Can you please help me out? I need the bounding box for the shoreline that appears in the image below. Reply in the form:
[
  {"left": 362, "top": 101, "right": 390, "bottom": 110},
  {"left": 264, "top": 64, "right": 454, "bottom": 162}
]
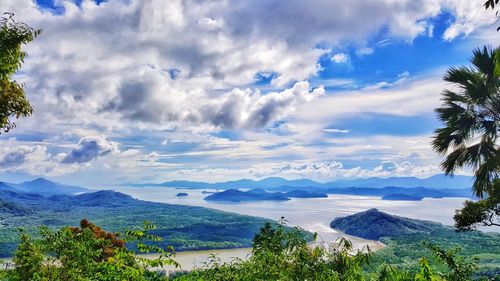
[
  {"left": 0, "top": 232, "right": 386, "bottom": 273},
  {"left": 138, "top": 232, "right": 386, "bottom": 273}
]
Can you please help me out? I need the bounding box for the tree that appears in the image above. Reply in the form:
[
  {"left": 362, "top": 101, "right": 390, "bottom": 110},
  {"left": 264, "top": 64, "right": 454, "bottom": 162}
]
[
  {"left": 432, "top": 46, "right": 500, "bottom": 230},
  {"left": 0, "top": 12, "right": 40, "bottom": 133},
  {"left": 4, "top": 220, "right": 178, "bottom": 281},
  {"left": 483, "top": 0, "right": 500, "bottom": 31}
]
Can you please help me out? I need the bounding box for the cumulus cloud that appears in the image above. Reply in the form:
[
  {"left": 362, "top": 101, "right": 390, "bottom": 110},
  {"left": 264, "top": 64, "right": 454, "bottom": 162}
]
[
  {"left": 0, "top": 0, "right": 492, "bottom": 135},
  {"left": 62, "top": 137, "right": 119, "bottom": 164},
  {"left": 247, "top": 160, "right": 442, "bottom": 181},
  {"left": 101, "top": 79, "right": 323, "bottom": 130},
  {"left": 0, "top": 0, "right": 494, "bottom": 183},
  {"left": 0, "top": 140, "right": 79, "bottom": 176}
]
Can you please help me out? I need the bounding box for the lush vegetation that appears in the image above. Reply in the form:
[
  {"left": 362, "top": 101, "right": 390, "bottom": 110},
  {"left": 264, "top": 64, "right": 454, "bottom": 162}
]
[
  {"left": 331, "top": 209, "right": 500, "bottom": 278},
  {"left": 0, "top": 219, "right": 490, "bottom": 281},
  {"left": 0, "top": 190, "right": 270, "bottom": 257},
  {"left": 0, "top": 13, "right": 40, "bottom": 133},
  {"left": 432, "top": 45, "right": 499, "bottom": 230},
  {"left": 373, "top": 228, "right": 500, "bottom": 279},
  {"left": 330, "top": 209, "right": 442, "bottom": 240}
]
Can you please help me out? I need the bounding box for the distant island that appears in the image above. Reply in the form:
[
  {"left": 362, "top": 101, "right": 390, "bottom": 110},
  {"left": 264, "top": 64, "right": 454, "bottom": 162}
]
[
  {"left": 381, "top": 194, "right": 424, "bottom": 201},
  {"left": 204, "top": 189, "right": 290, "bottom": 202},
  {"left": 176, "top": 192, "right": 189, "bottom": 197},
  {"left": 204, "top": 188, "right": 328, "bottom": 202}
]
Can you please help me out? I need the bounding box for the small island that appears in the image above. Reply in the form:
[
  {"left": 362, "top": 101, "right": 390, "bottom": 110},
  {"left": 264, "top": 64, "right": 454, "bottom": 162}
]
[
  {"left": 176, "top": 192, "right": 189, "bottom": 197},
  {"left": 204, "top": 189, "right": 289, "bottom": 202},
  {"left": 204, "top": 188, "right": 328, "bottom": 202},
  {"left": 381, "top": 194, "right": 423, "bottom": 201},
  {"left": 285, "top": 190, "right": 328, "bottom": 198}
]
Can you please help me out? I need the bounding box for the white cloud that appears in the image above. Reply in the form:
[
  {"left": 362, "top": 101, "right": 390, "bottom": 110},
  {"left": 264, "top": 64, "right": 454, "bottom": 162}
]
[
  {"left": 0, "top": 0, "right": 491, "bottom": 136},
  {"left": 331, "top": 53, "right": 350, "bottom": 64},
  {"left": 323, "top": 128, "right": 349, "bottom": 134},
  {"left": 356, "top": 47, "right": 374, "bottom": 56},
  {"left": 0, "top": 139, "right": 81, "bottom": 176},
  {"left": 0, "top": 0, "right": 494, "bottom": 183}
]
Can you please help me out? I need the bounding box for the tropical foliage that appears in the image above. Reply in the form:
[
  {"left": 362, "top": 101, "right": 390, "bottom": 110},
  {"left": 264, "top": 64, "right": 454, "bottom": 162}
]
[
  {"left": 0, "top": 13, "right": 40, "bottom": 133},
  {"left": 1, "top": 220, "right": 177, "bottom": 281},
  {"left": 0, "top": 220, "right": 486, "bottom": 281},
  {"left": 432, "top": 45, "right": 500, "bottom": 230}
]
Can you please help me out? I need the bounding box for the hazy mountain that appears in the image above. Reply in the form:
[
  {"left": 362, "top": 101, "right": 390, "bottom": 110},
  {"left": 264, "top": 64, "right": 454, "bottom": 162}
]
[
  {"left": 7, "top": 178, "right": 88, "bottom": 195},
  {"left": 330, "top": 208, "right": 441, "bottom": 240},
  {"left": 0, "top": 182, "right": 17, "bottom": 192},
  {"left": 136, "top": 177, "right": 321, "bottom": 189},
  {"left": 324, "top": 174, "right": 472, "bottom": 189},
  {"left": 131, "top": 174, "right": 472, "bottom": 191},
  {"left": 325, "top": 186, "right": 472, "bottom": 198}
]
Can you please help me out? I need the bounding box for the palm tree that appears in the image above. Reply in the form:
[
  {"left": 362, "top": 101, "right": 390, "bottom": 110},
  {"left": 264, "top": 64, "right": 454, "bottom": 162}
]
[{"left": 432, "top": 46, "right": 500, "bottom": 229}]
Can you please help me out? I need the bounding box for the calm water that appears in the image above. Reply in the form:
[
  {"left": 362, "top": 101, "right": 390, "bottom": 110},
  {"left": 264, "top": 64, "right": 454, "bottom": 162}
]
[
  {"left": 115, "top": 186, "right": 468, "bottom": 232},
  {"left": 110, "top": 187, "right": 475, "bottom": 271}
]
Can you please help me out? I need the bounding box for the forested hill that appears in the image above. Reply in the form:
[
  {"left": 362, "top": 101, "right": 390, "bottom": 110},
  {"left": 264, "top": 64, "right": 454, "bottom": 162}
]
[
  {"left": 330, "top": 208, "right": 441, "bottom": 240},
  {"left": 330, "top": 209, "right": 500, "bottom": 278},
  {"left": 0, "top": 189, "right": 270, "bottom": 257}
]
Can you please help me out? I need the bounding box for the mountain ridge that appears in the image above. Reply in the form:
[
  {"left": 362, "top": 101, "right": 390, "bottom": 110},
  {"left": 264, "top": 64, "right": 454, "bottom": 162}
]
[
  {"left": 129, "top": 174, "right": 472, "bottom": 190},
  {"left": 3, "top": 178, "right": 88, "bottom": 195}
]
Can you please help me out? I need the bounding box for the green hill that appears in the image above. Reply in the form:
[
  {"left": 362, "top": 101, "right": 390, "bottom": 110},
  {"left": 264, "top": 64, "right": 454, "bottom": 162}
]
[
  {"left": 0, "top": 189, "right": 271, "bottom": 257},
  {"left": 330, "top": 208, "right": 441, "bottom": 240},
  {"left": 331, "top": 208, "right": 500, "bottom": 278}
]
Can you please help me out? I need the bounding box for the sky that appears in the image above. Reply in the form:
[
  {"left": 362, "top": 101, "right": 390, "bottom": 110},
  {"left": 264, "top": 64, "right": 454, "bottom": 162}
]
[{"left": 0, "top": 0, "right": 499, "bottom": 186}]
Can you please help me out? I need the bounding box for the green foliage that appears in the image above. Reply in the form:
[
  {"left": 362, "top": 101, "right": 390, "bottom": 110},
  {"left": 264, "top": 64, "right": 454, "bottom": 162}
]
[
  {"left": 0, "top": 196, "right": 269, "bottom": 257},
  {"left": 176, "top": 221, "right": 482, "bottom": 281},
  {"left": 2, "top": 220, "right": 175, "bottom": 281},
  {"left": 10, "top": 232, "right": 44, "bottom": 281},
  {"left": 0, "top": 12, "right": 40, "bottom": 133},
  {"left": 432, "top": 45, "right": 500, "bottom": 230},
  {"left": 0, "top": 220, "right": 490, "bottom": 280},
  {"left": 454, "top": 181, "right": 500, "bottom": 230},
  {"left": 371, "top": 227, "right": 500, "bottom": 279}
]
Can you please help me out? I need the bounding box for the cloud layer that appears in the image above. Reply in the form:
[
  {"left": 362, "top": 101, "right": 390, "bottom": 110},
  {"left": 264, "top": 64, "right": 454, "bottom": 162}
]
[{"left": 0, "top": 0, "right": 496, "bottom": 184}]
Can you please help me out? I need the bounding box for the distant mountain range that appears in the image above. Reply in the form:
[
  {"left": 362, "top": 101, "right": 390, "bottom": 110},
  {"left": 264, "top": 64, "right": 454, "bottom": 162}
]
[
  {"left": 324, "top": 186, "right": 472, "bottom": 198},
  {"left": 0, "top": 174, "right": 474, "bottom": 200},
  {"left": 131, "top": 174, "right": 473, "bottom": 193},
  {"left": 0, "top": 178, "right": 88, "bottom": 195},
  {"left": 132, "top": 177, "right": 320, "bottom": 190}
]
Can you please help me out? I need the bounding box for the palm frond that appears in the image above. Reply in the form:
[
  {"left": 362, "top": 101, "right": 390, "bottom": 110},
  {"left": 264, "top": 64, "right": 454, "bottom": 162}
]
[{"left": 470, "top": 46, "right": 494, "bottom": 79}]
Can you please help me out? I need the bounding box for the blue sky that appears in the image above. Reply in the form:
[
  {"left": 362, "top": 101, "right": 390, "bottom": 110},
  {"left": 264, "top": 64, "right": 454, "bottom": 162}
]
[{"left": 0, "top": 0, "right": 498, "bottom": 186}]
